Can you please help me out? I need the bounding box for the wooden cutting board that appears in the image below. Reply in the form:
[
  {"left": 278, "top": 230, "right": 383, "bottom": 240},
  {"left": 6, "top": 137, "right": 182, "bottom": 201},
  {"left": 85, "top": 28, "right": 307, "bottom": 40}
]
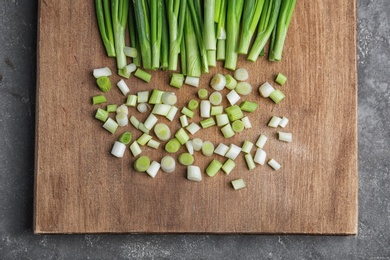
[{"left": 34, "top": 0, "right": 357, "bottom": 234}]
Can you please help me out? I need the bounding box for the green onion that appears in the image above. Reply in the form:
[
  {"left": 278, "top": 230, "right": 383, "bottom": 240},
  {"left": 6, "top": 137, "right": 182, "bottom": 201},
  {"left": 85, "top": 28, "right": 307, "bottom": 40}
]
[
  {"left": 187, "top": 165, "right": 202, "bottom": 182},
  {"left": 111, "top": 0, "right": 129, "bottom": 69},
  {"left": 119, "top": 131, "right": 132, "bottom": 144},
  {"left": 234, "top": 68, "right": 249, "bottom": 81},
  {"left": 102, "top": 118, "right": 118, "bottom": 134},
  {"left": 138, "top": 123, "right": 150, "bottom": 134},
  {"left": 214, "top": 143, "right": 229, "bottom": 156},
  {"left": 178, "top": 152, "right": 195, "bottom": 166},
  {"left": 259, "top": 82, "right": 276, "bottom": 97},
  {"left": 216, "top": 113, "right": 229, "bottom": 126},
  {"left": 240, "top": 101, "right": 258, "bottom": 112},
  {"left": 160, "top": 0, "right": 169, "bottom": 70},
  {"left": 186, "top": 122, "right": 201, "bottom": 135},
  {"left": 200, "top": 100, "right": 211, "bottom": 118},
  {"left": 269, "top": 89, "right": 285, "bottom": 103},
  {"left": 206, "top": 159, "right": 223, "bottom": 177},
  {"left": 116, "top": 104, "right": 128, "bottom": 114},
  {"left": 161, "top": 155, "right": 176, "bottom": 173},
  {"left": 134, "top": 155, "right": 151, "bottom": 172},
  {"left": 95, "top": 0, "right": 115, "bottom": 57},
  {"left": 241, "top": 116, "right": 252, "bottom": 128},
  {"left": 181, "top": 107, "right": 195, "bottom": 118},
  {"left": 146, "top": 161, "right": 161, "bottom": 178},
  {"left": 192, "top": 138, "right": 203, "bottom": 151},
  {"left": 231, "top": 178, "right": 246, "bottom": 190},
  {"left": 235, "top": 82, "right": 252, "bottom": 95},
  {"left": 275, "top": 72, "right": 287, "bottom": 85},
  {"left": 202, "top": 141, "right": 215, "bottom": 156},
  {"left": 154, "top": 123, "right": 171, "bottom": 141},
  {"left": 133, "top": 0, "right": 152, "bottom": 69},
  {"left": 188, "top": 99, "right": 199, "bottom": 111},
  {"left": 115, "top": 112, "right": 129, "bottom": 126},
  {"left": 232, "top": 120, "right": 244, "bottom": 133},
  {"left": 226, "top": 90, "right": 240, "bottom": 105},
  {"left": 225, "top": 144, "right": 242, "bottom": 160},
  {"left": 268, "top": 158, "right": 281, "bottom": 170},
  {"left": 170, "top": 73, "right": 185, "bottom": 88},
  {"left": 118, "top": 63, "right": 136, "bottom": 79},
  {"left": 184, "top": 8, "right": 202, "bottom": 77},
  {"left": 180, "top": 115, "right": 189, "bottom": 127},
  {"left": 254, "top": 148, "right": 266, "bottom": 165},
  {"left": 126, "top": 95, "right": 137, "bottom": 107},
  {"left": 185, "top": 140, "right": 194, "bottom": 154},
  {"left": 210, "top": 106, "right": 224, "bottom": 116},
  {"left": 137, "top": 103, "right": 150, "bottom": 113},
  {"left": 185, "top": 76, "right": 200, "bottom": 87},
  {"left": 198, "top": 89, "right": 209, "bottom": 100},
  {"left": 278, "top": 131, "right": 292, "bottom": 142},
  {"left": 162, "top": 92, "right": 177, "bottom": 105},
  {"left": 96, "top": 76, "right": 111, "bottom": 92},
  {"left": 200, "top": 118, "right": 216, "bottom": 128},
  {"left": 130, "top": 115, "right": 140, "bottom": 129},
  {"left": 268, "top": 116, "right": 282, "bottom": 128},
  {"left": 106, "top": 104, "right": 117, "bottom": 113},
  {"left": 180, "top": 38, "right": 187, "bottom": 75},
  {"left": 225, "top": 105, "right": 244, "bottom": 121},
  {"left": 111, "top": 141, "right": 126, "bottom": 158},
  {"left": 137, "top": 91, "right": 149, "bottom": 103},
  {"left": 144, "top": 114, "right": 158, "bottom": 130},
  {"left": 279, "top": 116, "right": 289, "bottom": 128},
  {"left": 207, "top": 50, "right": 217, "bottom": 67},
  {"left": 93, "top": 67, "right": 112, "bottom": 78},
  {"left": 92, "top": 95, "right": 107, "bottom": 105},
  {"left": 147, "top": 139, "right": 161, "bottom": 149},
  {"left": 134, "top": 68, "right": 152, "bottom": 82},
  {"left": 224, "top": 74, "right": 237, "bottom": 90},
  {"left": 241, "top": 140, "right": 254, "bottom": 154},
  {"left": 129, "top": 141, "right": 142, "bottom": 156},
  {"left": 128, "top": 1, "right": 141, "bottom": 66},
  {"left": 137, "top": 133, "right": 153, "bottom": 146},
  {"left": 222, "top": 159, "right": 236, "bottom": 174},
  {"left": 175, "top": 128, "right": 190, "bottom": 144},
  {"left": 165, "top": 138, "right": 181, "bottom": 153},
  {"left": 210, "top": 73, "right": 226, "bottom": 91},
  {"left": 95, "top": 108, "right": 108, "bottom": 122},
  {"left": 166, "top": 106, "right": 179, "bottom": 121},
  {"left": 244, "top": 153, "right": 256, "bottom": 170},
  {"left": 151, "top": 0, "right": 163, "bottom": 70},
  {"left": 204, "top": 0, "right": 217, "bottom": 50},
  {"left": 256, "top": 134, "right": 268, "bottom": 148},
  {"left": 217, "top": 39, "right": 226, "bottom": 61},
  {"left": 124, "top": 46, "right": 138, "bottom": 57},
  {"left": 225, "top": 0, "right": 244, "bottom": 70},
  {"left": 117, "top": 79, "right": 130, "bottom": 95},
  {"left": 149, "top": 89, "right": 164, "bottom": 104},
  {"left": 209, "top": 92, "right": 223, "bottom": 105},
  {"left": 152, "top": 104, "right": 172, "bottom": 116}
]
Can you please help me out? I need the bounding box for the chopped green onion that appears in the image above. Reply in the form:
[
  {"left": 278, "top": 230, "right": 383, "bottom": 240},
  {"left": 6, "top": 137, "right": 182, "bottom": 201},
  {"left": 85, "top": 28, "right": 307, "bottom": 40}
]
[
  {"left": 102, "top": 118, "right": 118, "bottom": 134},
  {"left": 188, "top": 100, "right": 199, "bottom": 111},
  {"left": 152, "top": 104, "right": 172, "bottom": 116},
  {"left": 106, "top": 104, "right": 117, "bottom": 113},
  {"left": 268, "top": 158, "right": 281, "bottom": 170},
  {"left": 134, "top": 68, "right": 152, "bottom": 82},
  {"left": 137, "top": 91, "right": 150, "bottom": 103},
  {"left": 225, "top": 74, "right": 237, "bottom": 90},
  {"left": 259, "top": 82, "right": 276, "bottom": 98},
  {"left": 187, "top": 165, "right": 202, "bottom": 182},
  {"left": 178, "top": 152, "right": 195, "bottom": 166},
  {"left": 240, "top": 101, "right": 258, "bottom": 112},
  {"left": 95, "top": 108, "right": 108, "bottom": 122},
  {"left": 221, "top": 124, "right": 235, "bottom": 138},
  {"left": 202, "top": 141, "right": 215, "bottom": 156},
  {"left": 232, "top": 120, "right": 244, "bottom": 133},
  {"left": 116, "top": 112, "right": 129, "bottom": 126},
  {"left": 211, "top": 106, "right": 224, "bottom": 116},
  {"left": 118, "top": 63, "right": 137, "bottom": 79},
  {"left": 111, "top": 141, "right": 126, "bottom": 158},
  {"left": 279, "top": 116, "right": 289, "bottom": 128},
  {"left": 210, "top": 73, "right": 226, "bottom": 91},
  {"left": 166, "top": 105, "right": 179, "bottom": 121},
  {"left": 96, "top": 76, "right": 111, "bottom": 92},
  {"left": 116, "top": 104, "right": 128, "bottom": 115},
  {"left": 231, "top": 179, "right": 246, "bottom": 190},
  {"left": 185, "top": 140, "right": 194, "bottom": 154},
  {"left": 124, "top": 46, "right": 138, "bottom": 57},
  {"left": 149, "top": 89, "right": 165, "bottom": 104},
  {"left": 137, "top": 133, "right": 153, "bottom": 146},
  {"left": 117, "top": 79, "right": 130, "bottom": 96},
  {"left": 180, "top": 115, "right": 189, "bottom": 127},
  {"left": 137, "top": 102, "right": 150, "bottom": 113},
  {"left": 192, "top": 138, "right": 203, "bottom": 151},
  {"left": 93, "top": 67, "right": 112, "bottom": 78},
  {"left": 278, "top": 132, "right": 292, "bottom": 143},
  {"left": 200, "top": 100, "right": 211, "bottom": 118},
  {"left": 175, "top": 128, "right": 190, "bottom": 145},
  {"left": 200, "top": 118, "right": 216, "bottom": 128},
  {"left": 206, "top": 159, "right": 223, "bottom": 177},
  {"left": 144, "top": 114, "right": 158, "bottom": 130},
  {"left": 268, "top": 116, "right": 282, "bottom": 128},
  {"left": 225, "top": 105, "right": 244, "bottom": 121},
  {"left": 254, "top": 148, "right": 266, "bottom": 165},
  {"left": 154, "top": 123, "right": 171, "bottom": 141},
  {"left": 269, "top": 89, "right": 285, "bottom": 103},
  {"left": 146, "top": 161, "right": 161, "bottom": 178},
  {"left": 275, "top": 72, "right": 287, "bottom": 85},
  {"left": 214, "top": 143, "right": 229, "bottom": 156},
  {"left": 165, "top": 138, "right": 181, "bottom": 153},
  {"left": 226, "top": 90, "right": 240, "bottom": 105},
  {"left": 181, "top": 107, "right": 195, "bottom": 119},
  {"left": 209, "top": 92, "right": 223, "bottom": 106},
  {"left": 130, "top": 141, "right": 142, "bottom": 157},
  {"left": 198, "top": 89, "right": 209, "bottom": 100},
  {"left": 162, "top": 92, "right": 177, "bottom": 105},
  {"left": 235, "top": 82, "right": 252, "bottom": 95},
  {"left": 184, "top": 76, "right": 200, "bottom": 88},
  {"left": 92, "top": 95, "right": 107, "bottom": 105},
  {"left": 186, "top": 122, "right": 201, "bottom": 135},
  {"left": 138, "top": 123, "right": 150, "bottom": 134},
  {"left": 119, "top": 131, "right": 132, "bottom": 144},
  {"left": 234, "top": 68, "right": 249, "bottom": 81},
  {"left": 245, "top": 153, "right": 256, "bottom": 170},
  {"left": 126, "top": 95, "right": 137, "bottom": 107},
  {"left": 241, "top": 116, "right": 252, "bottom": 128},
  {"left": 170, "top": 73, "right": 185, "bottom": 88},
  {"left": 161, "top": 155, "right": 176, "bottom": 173},
  {"left": 222, "top": 159, "right": 236, "bottom": 174},
  {"left": 256, "top": 134, "right": 268, "bottom": 148},
  {"left": 216, "top": 114, "right": 229, "bottom": 126},
  {"left": 134, "top": 155, "right": 151, "bottom": 172},
  {"left": 225, "top": 144, "right": 242, "bottom": 160},
  {"left": 130, "top": 116, "right": 140, "bottom": 129},
  {"left": 241, "top": 141, "right": 254, "bottom": 154}
]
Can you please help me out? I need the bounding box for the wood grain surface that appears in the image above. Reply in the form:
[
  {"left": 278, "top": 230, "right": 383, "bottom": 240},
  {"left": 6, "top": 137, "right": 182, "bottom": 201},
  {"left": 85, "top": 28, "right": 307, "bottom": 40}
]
[{"left": 34, "top": 0, "right": 357, "bottom": 234}]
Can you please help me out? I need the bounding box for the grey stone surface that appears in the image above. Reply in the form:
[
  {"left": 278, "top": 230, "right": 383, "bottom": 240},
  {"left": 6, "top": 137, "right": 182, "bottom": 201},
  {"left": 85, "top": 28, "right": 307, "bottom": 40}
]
[{"left": 0, "top": 0, "right": 389, "bottom": 259}]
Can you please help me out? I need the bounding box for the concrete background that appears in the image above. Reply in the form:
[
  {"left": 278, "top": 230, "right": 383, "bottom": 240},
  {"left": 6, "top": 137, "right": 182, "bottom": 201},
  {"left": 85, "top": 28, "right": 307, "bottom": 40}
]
[{"left": 1, "top": 0, "right": 389, "bottom": 259}]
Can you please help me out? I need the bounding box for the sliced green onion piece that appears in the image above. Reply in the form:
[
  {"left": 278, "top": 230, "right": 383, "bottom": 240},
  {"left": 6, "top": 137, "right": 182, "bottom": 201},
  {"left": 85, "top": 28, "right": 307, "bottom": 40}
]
[
  {"left": 178, "top": 153, "right": 195, "bottom": 166},
  {"left": 111, "top": 141, "right": 126, "bottom": 158},
  {"left": 137, "top": 91, "right": 149, "bottom": 103},
  {"left": 275, "top": 73, "right": 287, "bottom": 85},
  {"left": 270, "top": 89, "right": 285, "bottom": 104},
  {"left": 180, "top": 115, "right": 189, "bottom": 127},
  {"left": 102, "top": 118, "right": 118, "bottom": 134},
  {"left": 116, "top": 104, "right": 129, "bottom": 115},
  {"left": 119, "top": 132, "right": 132, "bottom": 144},
  {"left": 226, "top": 90, "right": 240, "bottom": 105},
  {"left": 216, "top": 114, "right": 229, "bottom": 126},
  {"left": 161, "top": 155, "right": 176, "bottom": 173},
  {"left": 202, "top": 141, "right": 215, "bottom": 156},
  {"left": 200, "top": 100, "right": 211, "bottom": 118},
  {"left": 93, "top": 67, "right": 112, "bottom": 78},
  {"left": 130, "top": 141, "right": 142, "bottom": 157},
  {"left": 134, "top": 155, "right": 151, "bottom": 172},
  {"left": 92, "top": 95, "right": 107, "bottom": 105},
  {"left": 209, "top": 92, "right": 223, "bottom": 105},
  {"left": 268, "top": 116, "right": 282, "bottom": 128},
  {"left": 126, "top": 95, "right": 137, "bottom": 107},
  {"left": 107, "top": 104, "right": 117, "bottom": 113},
  {"left": 162, "top": 92, "right": 177, "bottom": 105},
  {"left": 124, "top": 46, "right": 138, "bottom": 57},
  {"left": 181, "top": 107, "right": 195, "bottom": 119},
  {"left": 254, "top": 148, "right": 266, "bottom": 165},
  {"left": 95, "top": 108, "right": 108, "bottom": 122},
  {"left": 185, "top": 76, "right": 200, "bottom": 87},
  {"left": 137, "top": 103, "right": 150, "bottom": 113},
  {"left": 130, "top": 115, "right": 140, "bottom": 129},
  {"left": 146, "top": 161, "right": 160, "bottom": 178},
  {"left": 234, "top": 68, "right": 249, "bottom": 81},
  {"left": 241, "top": 116, "right": 252, "bottom": 128},
  {"left": 245, "top": 153, "right": 256, "bottom": 170},
  {"left": 200, "top": 118, "right": 216, "bottom": 128},
  {"left": 221, "top": 124, "right": 234, "bottom": 138},
  {"left": 222, "top": 159, "right": 236, "bottom": 175},
  {"left": 232, "top": 120, "right": 244, "bottom": 133},
  {"left": 165, "top": 138, "right": 181, "bottom": 153},
  {"left": 96, "top": 76, "right": 111, "bottom": 92},
  {"left": 192, "top": 138, "right": 203, "bottom": 151},
  {"left": 198, "top": 89, "right": 209, "bottom": 100},
  {"left": 225, "top": 74, "right": 237, "bottom": 90},
  {"left": 152, "top": 104, "right": 172, "bottom": 116},
  {"left": 175, "top": 128, "right": 190, "bottom": 145},
  {"left": 138, "top": 123, "right": 150, "bottom": 134},
  {"left": 278, "top": 132, "right": 292, "bottom": 143},
  {"left": 188, "top": 100, "right": 199, "bottom": 111},
  {"left": 118, "top": 63, "right": 137, "bottom": 79},
  {"left": 225, "top": 105, "right": 244, "bottom": 121},
  {"left": 147, "top": 139, "right": 160, "bottom": 149},
  {"left": 185, "top": 141, "right": 194, "bottom": 155},
  {"left": 206, "top": 159, "right": 223, "bottom": 177},
  {"left": 149, "top": 89, "right": 165, "bottom": 104},
  {"left": 210, "top": 73, "right": 226, "bottom": 91},
  {"left": 116, "top": 112, "right": 129, "bottom": 126},
  {"left": 259, "top": 82, "right": 275, "bottom": 98},
  {"left": 268, "top": 159, "right": 281, "bottom": 170},
  {"left": 154, "top": 123, "right": 171, "bottom": 141},
  {"left": 235, "top": 82, "right": 252, "bottom": 95},
  {"left": 279, "top": 117, "right": 289, "bottom": 128},
  {"left": 225, "top": 144, "right": 242, "bottom": 160},
  {"left": 186, "top": 122, "right": 201, "bottom": 135},
  {"left": 256, "top": 134, "right": 268, "bottom": 148},
  {"left": 231, "top": 179, "right": 246, "bottom": 190},
  {"left": 214, "top": 143, "right": 229, "bottom": 156},
  {"left": 187, "top": 165, "right": 202, "bottom": 182},
  {"left": 134, "top": 68, "right": 152, "bottom": 83},
  {"left": 137, "top": 133, "right": 153, "bottom": 146},
  {"left": 144, "top": 114, "right": 158, "bottom": 130},
  {"left": 211, "top": 106, "right": 223, "bottom": 116},
  {"left": 117, "top": 79, "right": 130, "bottom": 95},
  {"left": 241, "top": 141, "right": 253, "bottom": 154},
  {"left": 170, "top": 73, "right": 185, "bottom": 88},
  {"left": 240, "top": 101, "right": 258, "bottom": 112},
  {"left": 166, "top": 106, "right": 178, "bottom": 121}
]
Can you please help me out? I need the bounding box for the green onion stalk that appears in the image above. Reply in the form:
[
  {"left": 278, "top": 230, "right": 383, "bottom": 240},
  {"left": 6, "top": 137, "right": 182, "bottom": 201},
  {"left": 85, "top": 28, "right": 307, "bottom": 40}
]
[
  {"left": 128, "top": 0, "right": 141, "bottom": 66},
  {"left": 204, "top": 0, "right": 216, "bottom": 50},
  {"left": 160, "top": 0, "right": 169, "bottom": 70},
  {"left": 151, "top": 0, "right": 163, "bottom": 70},
  {"left": 216, "top": 0, "right": 227, "bottom": 60},
  {"left": 95, "top": 0, "right": 115, "bottom": 57},
  {"left": 184, "top": 8, "right": 202, "bottom": 77},
  {"left": 112, "top": 0, "right": 129, "bottom": 69},
  {"left": 133, "top": 0, "right": 152, "bottom": 70}
]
